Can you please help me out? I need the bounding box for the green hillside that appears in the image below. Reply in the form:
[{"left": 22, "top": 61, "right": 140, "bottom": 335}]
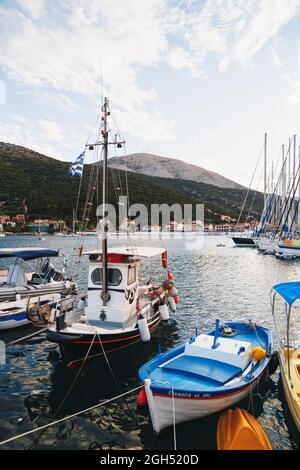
[{"left": 0, "top": 142, "right": 263, "bottom": 228}]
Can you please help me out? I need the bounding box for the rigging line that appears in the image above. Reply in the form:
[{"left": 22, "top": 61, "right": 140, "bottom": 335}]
[
  {"left": 246, "top": 165, "right": 264, "bottom": 220},
  {"left": 25, "top": 332, "right": 98, "bottom": 450},
  {"left": 260, "top": 141, "right": 291, "bottom": 236},
  {"left": 235, "top": 143, "right": 264, "bottom": 229},
  {"left": 274, "top": 141, "right": 298, "bottom": 236},
  {"left": 0, "top": 385, "right": 143, "bottom": 447},
  {"left": 279, "top": 165, "right": 300, "bottom": 237},
  {"left": 94, "top": 330, "right": 140, "bottom": 426}
]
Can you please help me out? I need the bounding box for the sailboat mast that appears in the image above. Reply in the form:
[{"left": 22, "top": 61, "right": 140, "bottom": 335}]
[
  {"left": 102, "top": 97, "right": 109, "bottom": 306},
  {"left": 264, "top": 132, "right": 267, "bottom": 207}
]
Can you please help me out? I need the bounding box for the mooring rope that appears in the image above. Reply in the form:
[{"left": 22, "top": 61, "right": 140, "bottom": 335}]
[{"left": 0, "top": 385, "right": 143, "bottom": 447}]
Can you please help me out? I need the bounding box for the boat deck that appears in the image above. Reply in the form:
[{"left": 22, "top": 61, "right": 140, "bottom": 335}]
[{"left": 141, "top": 324, "right": 270, "bottom": 394}]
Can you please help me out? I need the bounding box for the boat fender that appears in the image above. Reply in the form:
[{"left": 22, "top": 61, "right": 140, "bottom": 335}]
[
  {"left": 161, "top": 251, "right": 168, "bottom": 268},
  {"left": 162, "top": 279, "right": 173, "bottom": 290},
  {"left": 251, "top": 346, "right": 266, "bottom": 361},
  {"left": 169, "top": 286, "right": 178, "bottom": 297},
  {"left": 168, "top": 295, "right": 176, "bottom": 312},
  {"left": 167, "top": 271, "right": 173, "bottom": 281},
  {"left": 159, "top": 303, "right": 169, "bottom": 321},
  {"left": 136, "top": 387, "right": 148, "bottom": 406},
  {"left": 137, "top": 313, "right": 151, "bottom": 342},
  {"left": 174, "top": 295, "right": 179, "bottom": 304}
]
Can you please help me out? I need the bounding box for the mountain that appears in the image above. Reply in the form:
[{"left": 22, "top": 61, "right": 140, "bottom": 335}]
[
  {"left": 0, "top": 142, "right": 263, "bottom": 227},
  {"left": 108, "top": 153, "right": 243, "bottom": 189}
]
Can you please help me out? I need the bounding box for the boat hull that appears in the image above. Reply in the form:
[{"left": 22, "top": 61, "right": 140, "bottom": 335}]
[
  {"left": 275, "top": 244, "right": 300, "bottom": 259},
  {"left": 232, "top": 237, "right": 257, "bottom": 247},
  {"left": 0, "top": 300, "right": 58, "bottom": 330},
  {"left": 279, "top": 349, "right": 300, "bottom": 433},
  {"left": 47, "top": 313, "right": 162, "bottom": 367},
  {"left": 144, "top": 369, "right": 268, "bottom": 434}
]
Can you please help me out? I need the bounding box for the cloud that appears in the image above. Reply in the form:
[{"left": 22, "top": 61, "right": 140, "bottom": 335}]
[
  {"left": 0, "top": 0, "right": 300, "bottom": 156},
  {"left": 166, "top": 0, "right": 300, "bottom": 73},
  {"left": 0, "top": 119, "right": 57, "bottom": 157},
  {"left": 0, "top": 0, "right": 172, "bottom": 143},
  {"left": 16, "top": 0, "right": 45, "bottom": 21},
  {"left": 38, "top": 120, "right": 64, "bottom": 142}
]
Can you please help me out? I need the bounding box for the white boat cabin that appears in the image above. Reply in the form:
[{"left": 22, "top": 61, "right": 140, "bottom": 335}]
[{"left": 84, "top": 246, "right": 167, "bottom": 329}]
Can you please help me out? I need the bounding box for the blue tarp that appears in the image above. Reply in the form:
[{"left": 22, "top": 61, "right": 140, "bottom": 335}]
[
  {"left": 272, "top": 281, "right": 300, "bottom": 306},
  {"left": 0, "top": 248, "right": 59, "bottom": 260}
]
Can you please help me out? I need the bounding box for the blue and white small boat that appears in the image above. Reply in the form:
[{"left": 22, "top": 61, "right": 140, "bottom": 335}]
[
  {"left": 138, "top": 320, "right": 272, "bottom": 433},
  {"left": 0, "top": 248, "right": 77, "bottom": 330}
]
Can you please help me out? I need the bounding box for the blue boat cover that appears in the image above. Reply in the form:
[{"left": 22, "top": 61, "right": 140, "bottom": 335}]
[
  {"left": 163, "top": 355, "right": 242, "bottom": 385},
  {"left": 0, "top": 248, "right": 59, "bottom": 260},
  {"left": 272, "top": 281, "right": 300, "bottom": 306}
]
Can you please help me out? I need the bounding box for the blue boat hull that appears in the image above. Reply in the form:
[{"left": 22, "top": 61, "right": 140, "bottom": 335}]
[{"left": 139, "top": 322, "right": 272, "bottom": 433}]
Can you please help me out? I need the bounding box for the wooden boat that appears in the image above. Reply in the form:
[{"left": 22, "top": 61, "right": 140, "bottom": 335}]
[
  {"left": 139, "top": 320, "right": 272, "bottom": 433},
  {"left": 217, "top": 408, "right": 272, "bottom": 450},
  {"left": 47, "top": 98, "right": 178, "bottom": 367},
  {"left": 271, "top": 282, "right": 300, "bottom": 433}
]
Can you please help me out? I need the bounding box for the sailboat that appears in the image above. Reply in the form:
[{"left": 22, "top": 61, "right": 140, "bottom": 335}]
[
  {"left": 232, "top": 133, "right": 268, "bottom": 248},
  {"left": 47, "top": 97, "right": 178, "bottom": 367}
]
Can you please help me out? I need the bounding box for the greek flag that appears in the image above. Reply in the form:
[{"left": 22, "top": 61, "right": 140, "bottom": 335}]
[{"left": 68, "top": 151, "right": 85, "bottom": 177}]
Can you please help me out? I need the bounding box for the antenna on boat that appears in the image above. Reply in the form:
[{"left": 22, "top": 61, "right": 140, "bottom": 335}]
[{"left": 85, "top": 97, "right": 125, "bottom": 306}]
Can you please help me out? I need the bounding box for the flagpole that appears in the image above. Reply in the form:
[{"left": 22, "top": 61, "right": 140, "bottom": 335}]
[{"left": 74, "top": 172, "right": 83, "bottom": 233}]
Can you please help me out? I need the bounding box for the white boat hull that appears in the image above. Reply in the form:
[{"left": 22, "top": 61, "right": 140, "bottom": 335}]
[
  {"left": 144, "top": 379, "right": 254, "bottom": 434},
  {"left": 275, "top": 245, "right": 300, "bottom": 259}
]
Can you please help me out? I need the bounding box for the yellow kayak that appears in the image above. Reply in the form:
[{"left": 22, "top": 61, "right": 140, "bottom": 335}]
[
  {"left": 279, "top": 348, "right": 300, "bottom": 433},
  {"left": 217, "top": 408, "right": 272, "bottom": 450}
]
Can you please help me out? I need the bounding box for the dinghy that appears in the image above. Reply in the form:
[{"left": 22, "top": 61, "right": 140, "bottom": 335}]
[
  {"left": 139, "top": 320, "right": 272, "bottom": 433},
  {"left": 217, "top": 408, "right": 272, "bottom": 450},
  {"left": 0, "top": 248, "right": 77, "bottom": 330},
  {"left": 0, "top": 248, "right": 76, "bottom": 302},
  {"left": 271, "top": 282, "right": 300, "bottom": 434}
]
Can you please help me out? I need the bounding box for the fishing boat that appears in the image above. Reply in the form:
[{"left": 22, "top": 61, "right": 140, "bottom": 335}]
[
  {"left": 0, "top": 248, "right": 76, "bottom": 302},
  {"left": 47, "top": 97, "right": 178, "bottom": 367},
  {"left": 47, "top": 246, "right": 176, "bottom": 366},
  {"left": 217, "top": 408, "right": 272, "bottom": 450},
  {"left": 138, "top": 320, "right": 272, "bottom": 433},
  {"left": 271, "top": 282, "right": 300, "bottom": 433}
]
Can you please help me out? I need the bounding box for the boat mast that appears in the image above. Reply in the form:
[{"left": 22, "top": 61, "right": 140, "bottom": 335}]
[
  {"left": 102, "top": 97, "right": 109, "bottom": 305},
  {"left": 85, "top": 97, "right": 125, "bottom": 306},
  {"left": 264, "top": 132, "right": 267, "bottom": 207}
]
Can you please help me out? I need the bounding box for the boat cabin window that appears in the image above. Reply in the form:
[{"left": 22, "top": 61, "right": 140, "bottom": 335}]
[
  {"left": 128, "top": 265, "right": 136, "bottom": 285},
  {"left": 91, "top": 268, "right": 122, "bottom": 286}
]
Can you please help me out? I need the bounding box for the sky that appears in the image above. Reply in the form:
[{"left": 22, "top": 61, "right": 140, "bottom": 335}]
[{"left": 1, "top": 0, "right": 300, "bottom": 187}]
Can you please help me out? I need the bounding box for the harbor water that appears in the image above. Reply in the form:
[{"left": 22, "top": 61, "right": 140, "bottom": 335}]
[{"left": 0, "top": 234, "right": 299, "bottom": 450}]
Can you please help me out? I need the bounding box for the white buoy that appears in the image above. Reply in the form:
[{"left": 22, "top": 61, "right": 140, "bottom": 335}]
[
  {"left": 159, "top": 304, "right": 169, "bottom": 321},
  {"left": 168, "top": 296, "right": 176, "bottom": 312},
  {"left": 169, "top": 286, "right": 178, "bottom": 297},
  {"left": 137, "top": 313, "right": 151, "bottom": 342}
]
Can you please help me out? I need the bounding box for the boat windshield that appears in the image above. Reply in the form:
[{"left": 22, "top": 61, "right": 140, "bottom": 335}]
[{"left": 91, "top": 268, "right": 122, "bottom": 286}]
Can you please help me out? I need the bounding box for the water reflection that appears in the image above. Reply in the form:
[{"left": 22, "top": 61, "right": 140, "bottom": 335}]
[{"left": 0, "top": 235, "right": 300, "bottom": 449}]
